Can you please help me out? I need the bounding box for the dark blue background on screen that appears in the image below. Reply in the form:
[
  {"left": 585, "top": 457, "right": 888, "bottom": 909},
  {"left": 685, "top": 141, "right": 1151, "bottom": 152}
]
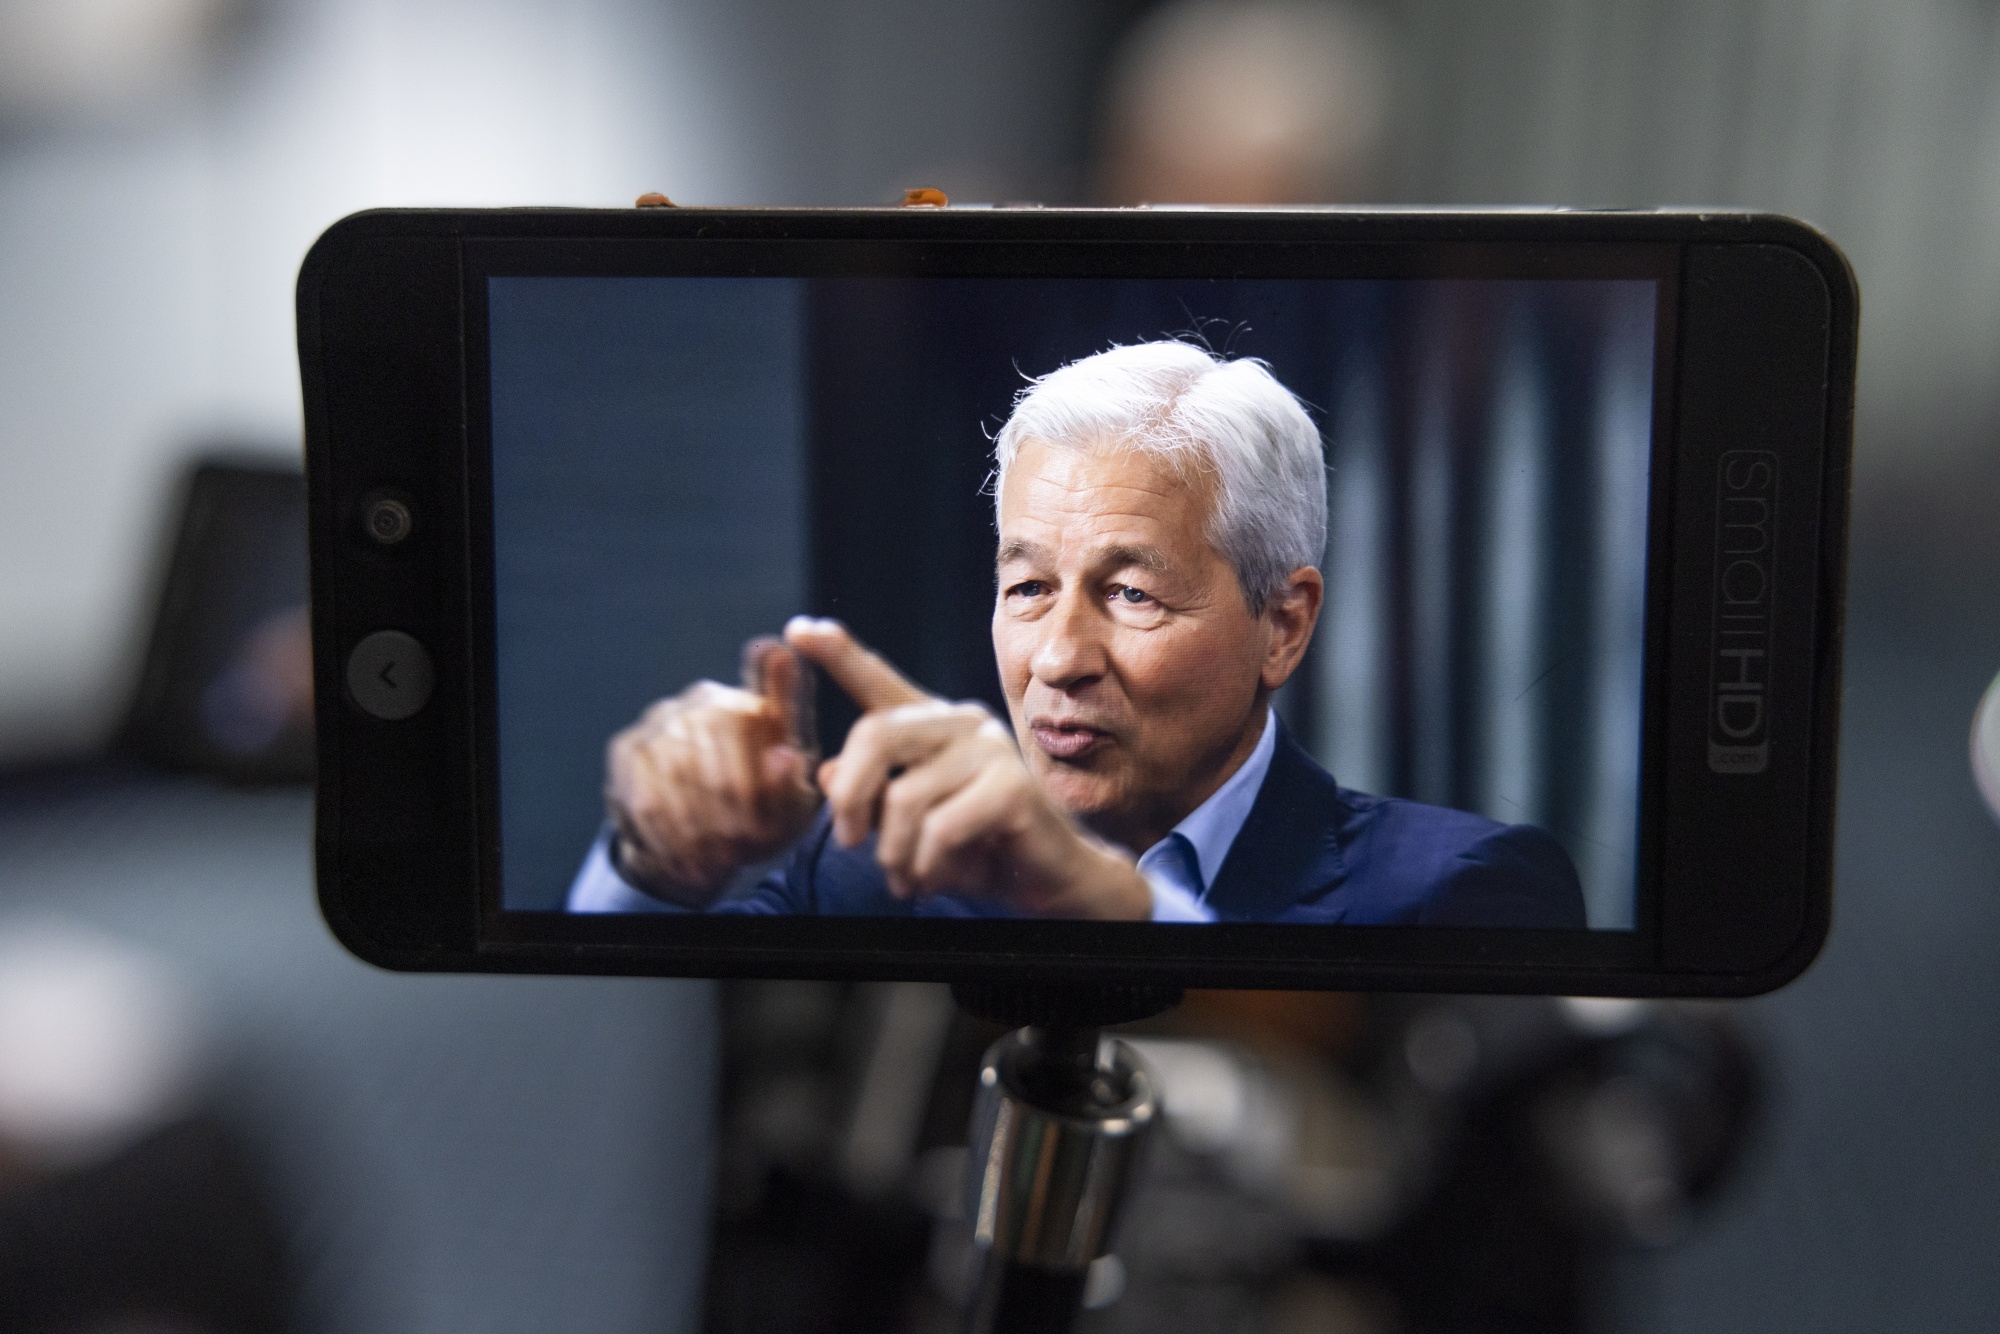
[{"left": 489, "top": 277, "right": 807, "bottom": 908}]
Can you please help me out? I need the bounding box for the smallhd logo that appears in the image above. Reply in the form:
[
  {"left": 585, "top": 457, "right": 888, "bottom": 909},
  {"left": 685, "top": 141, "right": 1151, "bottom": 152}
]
[{"left": 1709, "top": 451, "right": 1776, "bottom": 774}]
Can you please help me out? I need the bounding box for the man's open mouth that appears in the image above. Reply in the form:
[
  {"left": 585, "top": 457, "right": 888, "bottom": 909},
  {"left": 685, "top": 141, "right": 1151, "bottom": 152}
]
[{"left": 1031, "top": 721, "right": 1113, "bottom": 761}]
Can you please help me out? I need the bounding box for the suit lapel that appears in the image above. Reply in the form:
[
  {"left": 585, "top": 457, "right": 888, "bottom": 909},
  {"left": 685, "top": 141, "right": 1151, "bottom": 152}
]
[{"left": 1203, "top": 726, "right": 1350, "bottom": 922}]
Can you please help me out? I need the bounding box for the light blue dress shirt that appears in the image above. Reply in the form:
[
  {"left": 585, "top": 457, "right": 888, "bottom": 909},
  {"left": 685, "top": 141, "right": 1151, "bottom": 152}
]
[
  {"left": 569, "top": 708, "right": 1278, "bottom": 922},
  {"left": 1132, "top": 707, "right": 1275, "bottom": 923}
]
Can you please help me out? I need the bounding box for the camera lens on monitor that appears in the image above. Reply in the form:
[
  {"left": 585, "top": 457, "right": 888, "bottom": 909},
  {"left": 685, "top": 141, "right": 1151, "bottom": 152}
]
[{"left": 363, "top": 493, "right": 414, "bottom": 546}]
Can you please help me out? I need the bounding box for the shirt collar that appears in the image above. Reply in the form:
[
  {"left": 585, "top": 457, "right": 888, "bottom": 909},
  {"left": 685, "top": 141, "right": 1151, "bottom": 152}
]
[{"left": 1151, "top": 708, "right": 1277, "bottom": 899}]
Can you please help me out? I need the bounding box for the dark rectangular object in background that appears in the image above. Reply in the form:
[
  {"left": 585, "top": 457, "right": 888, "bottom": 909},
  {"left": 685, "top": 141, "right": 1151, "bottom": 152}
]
[{"left": 127, "top": 460, "right": 314, "bottom": 785}]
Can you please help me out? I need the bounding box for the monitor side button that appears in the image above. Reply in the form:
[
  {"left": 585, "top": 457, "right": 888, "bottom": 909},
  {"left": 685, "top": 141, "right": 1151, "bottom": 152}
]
[{"left": 346, "top": 630, "right": 434, "bottom": 721}]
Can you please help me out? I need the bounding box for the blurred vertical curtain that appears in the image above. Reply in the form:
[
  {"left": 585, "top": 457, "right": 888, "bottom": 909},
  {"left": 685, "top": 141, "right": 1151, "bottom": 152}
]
[{"left": 1310, "top": 280, "right": 1656, "bottom": 928}]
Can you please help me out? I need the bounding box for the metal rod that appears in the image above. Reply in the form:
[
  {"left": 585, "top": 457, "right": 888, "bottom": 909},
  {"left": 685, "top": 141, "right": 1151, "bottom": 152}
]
[{"left": 960, "top": 1025, "right": 1159, "bottom": 1334}]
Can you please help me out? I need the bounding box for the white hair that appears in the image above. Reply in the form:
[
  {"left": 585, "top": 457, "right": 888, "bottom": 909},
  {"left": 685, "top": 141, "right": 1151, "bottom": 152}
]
[{"left": 992, "top": 341, "right": 1327, "bottom": 613}]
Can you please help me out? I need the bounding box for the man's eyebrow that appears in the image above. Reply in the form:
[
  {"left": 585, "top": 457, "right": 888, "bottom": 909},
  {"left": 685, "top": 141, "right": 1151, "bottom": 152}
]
[
  {"left": 996, "top": 540, "right": 1173, "bottom": 573},
  {"left": 1100, "top": 543, "right": 1171, "bottom": 573},
  {"left": 996, "top": 539, "right": 1053, "bottom": 567}
]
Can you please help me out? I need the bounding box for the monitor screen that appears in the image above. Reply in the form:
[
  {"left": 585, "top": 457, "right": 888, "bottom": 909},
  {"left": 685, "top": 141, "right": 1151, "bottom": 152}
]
[{"left": 484, "top": 274, "right": 1659, "bottom": 931}]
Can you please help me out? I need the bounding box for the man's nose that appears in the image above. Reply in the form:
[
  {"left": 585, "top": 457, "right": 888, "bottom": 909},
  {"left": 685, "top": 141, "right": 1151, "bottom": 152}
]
[{"left": 1031, "top": 589, "right": 1110, "bottom": 690}]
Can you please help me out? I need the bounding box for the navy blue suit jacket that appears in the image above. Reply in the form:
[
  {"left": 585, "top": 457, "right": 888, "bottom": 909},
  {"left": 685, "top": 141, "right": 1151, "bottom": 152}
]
[{"left": 710, "top": 724, "right": 1586, "bottom": 927}]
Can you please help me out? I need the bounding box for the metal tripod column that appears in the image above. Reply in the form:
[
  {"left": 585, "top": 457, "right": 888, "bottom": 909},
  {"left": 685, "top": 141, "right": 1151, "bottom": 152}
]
[{"left": 961, "top": 1025, "right": 1159, "bottom": 1334}]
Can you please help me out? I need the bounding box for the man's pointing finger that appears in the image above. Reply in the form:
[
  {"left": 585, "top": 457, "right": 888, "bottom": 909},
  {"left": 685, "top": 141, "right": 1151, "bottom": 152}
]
[
  {"left": 784, "top": 617, "right": 930, "bottom": 713},
  {"left": 741, "top": 636, "right": 808, "bottom": 747}
]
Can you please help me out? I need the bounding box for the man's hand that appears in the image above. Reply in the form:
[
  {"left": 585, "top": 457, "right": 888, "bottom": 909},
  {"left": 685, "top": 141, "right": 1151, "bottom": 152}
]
[
  {"left": 788, "top": 618, "right": 1151, "bottom": 921},
  {"left": 605, "top": 636, "right": 820, "bottom": 906}
]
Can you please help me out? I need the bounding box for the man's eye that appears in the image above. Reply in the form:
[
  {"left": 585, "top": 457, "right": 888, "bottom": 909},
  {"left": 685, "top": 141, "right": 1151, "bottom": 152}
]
[
  {"left": 1111, "top": 585, "right": 1151, "bottom": 605},
  {"left": 1008, "top": 580, "right": 1047, "bottom": 598}
]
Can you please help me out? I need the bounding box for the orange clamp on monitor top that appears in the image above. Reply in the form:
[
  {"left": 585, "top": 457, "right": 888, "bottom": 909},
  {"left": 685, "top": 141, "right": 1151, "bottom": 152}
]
[
  {"left": 901, "top": 187, "right": 948, "bottom": 208},
  {"left": 634, "top": 192, "right": 675, "bottom": 207}
]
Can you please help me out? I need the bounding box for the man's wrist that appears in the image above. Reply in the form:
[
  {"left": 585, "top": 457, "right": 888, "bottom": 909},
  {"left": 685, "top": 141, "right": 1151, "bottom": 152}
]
[{"left": 609, "top": 828, "right": 728, "bottom": 909}]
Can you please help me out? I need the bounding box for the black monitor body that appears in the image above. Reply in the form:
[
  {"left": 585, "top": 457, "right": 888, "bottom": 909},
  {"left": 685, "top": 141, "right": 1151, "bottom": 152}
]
[{"left": 298, "top": 206, "right": 1854, "bottom": 998}]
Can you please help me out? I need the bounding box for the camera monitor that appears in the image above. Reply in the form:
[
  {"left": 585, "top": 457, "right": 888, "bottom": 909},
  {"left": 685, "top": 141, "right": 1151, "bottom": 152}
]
[{"left": 299, "top": 207, "right": 1854, "bottom": 996}]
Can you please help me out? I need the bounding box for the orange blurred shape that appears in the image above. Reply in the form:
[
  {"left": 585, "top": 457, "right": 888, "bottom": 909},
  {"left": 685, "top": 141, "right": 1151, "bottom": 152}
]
[{"left": 1177, "top": 989, "right": 1363, "bottom": 1057}]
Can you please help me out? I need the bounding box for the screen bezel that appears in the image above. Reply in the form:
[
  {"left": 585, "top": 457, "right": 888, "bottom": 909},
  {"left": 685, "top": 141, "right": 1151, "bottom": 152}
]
[{"left": 299, "top": 207, "right": 1852, "bottom": 996}]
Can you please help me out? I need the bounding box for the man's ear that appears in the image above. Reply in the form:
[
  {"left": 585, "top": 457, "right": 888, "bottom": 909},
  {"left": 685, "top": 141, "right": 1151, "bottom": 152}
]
[{"left": 1259, "top": 566, "right": 1324, "bottom": 692}]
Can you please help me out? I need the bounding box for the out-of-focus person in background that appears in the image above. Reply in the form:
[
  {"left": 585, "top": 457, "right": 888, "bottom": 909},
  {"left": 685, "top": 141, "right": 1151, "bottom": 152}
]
[{"left": 1098, "top": 0, "right": 1389, "bottom": 205}]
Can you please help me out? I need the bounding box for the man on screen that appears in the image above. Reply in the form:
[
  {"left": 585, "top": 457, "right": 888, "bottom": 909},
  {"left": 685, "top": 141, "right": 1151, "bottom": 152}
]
[{"left": 569, "top": 341, "right": 1585, "bottom": 925}]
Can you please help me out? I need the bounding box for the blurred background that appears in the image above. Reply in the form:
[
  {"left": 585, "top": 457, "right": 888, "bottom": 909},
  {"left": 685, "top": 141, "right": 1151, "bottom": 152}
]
[{"left": 2, "top": 0, "right": 1998, "bottom": 1330}]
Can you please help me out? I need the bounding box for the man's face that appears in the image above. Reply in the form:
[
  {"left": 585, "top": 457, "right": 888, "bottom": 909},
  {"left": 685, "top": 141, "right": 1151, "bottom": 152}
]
[{"left": 992, "top": 437, "right": 1275, "bottom": 848}]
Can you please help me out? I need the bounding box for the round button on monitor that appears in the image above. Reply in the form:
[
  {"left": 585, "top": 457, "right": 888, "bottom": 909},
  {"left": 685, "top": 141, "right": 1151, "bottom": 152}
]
[{"left": 346, "top": 630, "right": 435, "bottom": 720}]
